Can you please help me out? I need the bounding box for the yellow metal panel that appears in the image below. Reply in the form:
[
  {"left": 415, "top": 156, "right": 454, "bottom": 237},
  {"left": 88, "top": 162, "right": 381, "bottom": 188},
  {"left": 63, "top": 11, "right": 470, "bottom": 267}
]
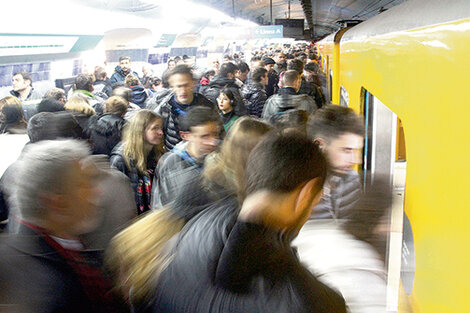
[{"left": 339, "top": 18, "right": 470, "bottom": 312}]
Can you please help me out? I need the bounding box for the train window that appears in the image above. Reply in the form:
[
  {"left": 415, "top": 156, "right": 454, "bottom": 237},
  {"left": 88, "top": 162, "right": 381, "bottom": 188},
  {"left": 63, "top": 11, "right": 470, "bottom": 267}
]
[
  {"left": 328, "top": 68, "right": 333, "bottom": 103},
  {"left": 362, "top": 88, "right": 413, "bottom": 312}
]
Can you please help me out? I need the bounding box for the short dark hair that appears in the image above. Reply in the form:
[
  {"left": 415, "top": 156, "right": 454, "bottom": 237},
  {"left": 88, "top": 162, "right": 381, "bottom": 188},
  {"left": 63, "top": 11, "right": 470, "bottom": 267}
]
[
  {"left": 180, "top": 106, "right": 221, "bottom": 132},
  {"left": 44, "top": 88, "right": 66, "bottom": 101},
  {"left": 252, "top": 67, "right": 268, "bottom": 83},
  {"left": 245, "top": 132, "right": 327, "bottom": 195},
  {"left": 13, "top": 72, "right": 33, "bottom": 87},
  {"left": 219, "top": 62, "right": 238, "bottom": 78},
  {"left": 37, "top": 98, "right": 65, "bottom": 113},
  {"left": 307, "top": 105, "right": 364, "bottom": 142},
  {"left": 204, "top": 70, "right": 215, "bottom": 78},
  {"left": 74, "top": 74, "right": 94, "bottom": 91},
  {"left": 167, "top": 64, "right": 194, "bottom": 81},
  {"left": 94, "top": 67, "right": 107, "bottom": 81},
  {"left": 27, "top": 112, "right": 83, "bottom": 143},
  {"left": 304, "top": 62, "right": 319, "bottom": 73},
  {"left": 112, "top": 87, "right": 132, "bottom": 103},
  {"left": 119, "top": 56, "right": 131, "bottom": 63},
  {"left": 282, "top": 70, "right": 300, "bottom": 87},
  {"left": 274, "top": 110, "right": 309, "bottom": 134},
  {"left": 236, "top": 61, "right": 249, "bottom": 73},
  {"left": 287, "top": 59, "right": 304, "bottom": 75}
]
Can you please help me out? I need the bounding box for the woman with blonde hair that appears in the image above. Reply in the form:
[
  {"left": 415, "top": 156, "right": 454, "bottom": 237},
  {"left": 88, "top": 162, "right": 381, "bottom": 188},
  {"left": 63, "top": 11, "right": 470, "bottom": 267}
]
[
  {"left": 64, "top": 93, "right": 96, "bottom": 116},
  {"left": 110, "top": 109, "right": 165, "bottom": 214},
  {"left": 171, "top": 116, "right": 272, "bottom": 220}
]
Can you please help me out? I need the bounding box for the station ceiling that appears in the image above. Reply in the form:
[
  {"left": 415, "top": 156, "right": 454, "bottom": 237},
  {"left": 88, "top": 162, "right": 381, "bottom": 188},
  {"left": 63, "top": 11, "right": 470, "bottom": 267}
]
[{"left": 75, "top": 0, "right": 407, "bottom": 40}]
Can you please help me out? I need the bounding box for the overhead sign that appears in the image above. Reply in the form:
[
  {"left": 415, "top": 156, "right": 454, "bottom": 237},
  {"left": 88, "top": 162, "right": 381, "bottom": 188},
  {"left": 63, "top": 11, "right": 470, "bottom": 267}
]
[{"left": 253, "top": 26, "right": 283, "bottom": 39}]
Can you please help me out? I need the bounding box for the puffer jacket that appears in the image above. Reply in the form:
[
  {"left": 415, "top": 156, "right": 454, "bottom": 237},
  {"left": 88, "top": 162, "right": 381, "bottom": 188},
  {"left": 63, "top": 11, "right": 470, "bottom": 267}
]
[
  {"left": 241, "top": 81, "right": 267, "bottom": 117},
  {"left": 310, "top": 170, "right": 362, "bottom": 220},
  {"left": 153, "top": 93, "right": 216, "bottom": 150},
  {"left": 88, "top": 113, "right": 125, "bottom": 156},
  {"left": 202, "top": 76, "right": 247, "bottom": 116},
  {"left": 262, "top": 87, "right": 318, "bottom": 123},
  {"left": 110, "top": 66, "right": 140, "bottom": 84},
  {"left": 151, "top": 197, "right": 347, "bottom": 313}
]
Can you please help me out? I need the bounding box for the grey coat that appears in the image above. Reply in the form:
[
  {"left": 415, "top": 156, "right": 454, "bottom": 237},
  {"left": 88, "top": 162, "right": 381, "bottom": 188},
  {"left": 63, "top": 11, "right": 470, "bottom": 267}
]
[{"left": 262, "top": 87, "right": 317, "bottom": 123}]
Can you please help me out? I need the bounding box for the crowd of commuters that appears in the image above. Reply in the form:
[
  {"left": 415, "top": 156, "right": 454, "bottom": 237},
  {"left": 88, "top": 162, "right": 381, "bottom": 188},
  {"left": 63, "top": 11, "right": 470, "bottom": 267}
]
[{"left": 0, "top": 43, "right": 392, "bottom": 313}]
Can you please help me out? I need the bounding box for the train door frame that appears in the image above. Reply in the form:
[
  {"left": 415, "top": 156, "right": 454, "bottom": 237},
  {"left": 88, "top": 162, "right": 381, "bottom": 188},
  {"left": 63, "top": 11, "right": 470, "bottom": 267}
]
[{"left": 362, "top": 88, "right": 410, "bottom": 312}]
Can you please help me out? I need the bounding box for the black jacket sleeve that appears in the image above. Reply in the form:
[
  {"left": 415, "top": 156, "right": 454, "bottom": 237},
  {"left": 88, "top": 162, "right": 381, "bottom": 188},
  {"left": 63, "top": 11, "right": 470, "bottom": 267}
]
[{"left": 215, "top": 221, "right": 347, "bottom": 313}]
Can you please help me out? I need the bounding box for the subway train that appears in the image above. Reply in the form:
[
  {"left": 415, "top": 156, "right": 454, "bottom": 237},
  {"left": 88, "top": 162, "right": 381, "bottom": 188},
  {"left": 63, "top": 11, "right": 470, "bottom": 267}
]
[
  {"left": 1, "top": 0, "right": 469, "bottom": 312},
  {"left": 316, "top": 0, "right": 470, "bottom": 312}
]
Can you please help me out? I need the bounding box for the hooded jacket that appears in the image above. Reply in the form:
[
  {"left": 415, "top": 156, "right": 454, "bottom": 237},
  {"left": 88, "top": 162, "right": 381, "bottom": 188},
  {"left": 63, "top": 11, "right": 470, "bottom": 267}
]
[
  {"left": 262, "top": 87, "right": 318, "bottom": 123},
  {"left": 151, "top": 197, "right": 347, "bottom": 313},
  {"left": 241, "top": 81, "right": 267, "bottom": 117},
  {"left": 130, "top": 85, "right": 150, "bottom": 108},
  {"left": 89, "top": 113, "right": 125, "bottom": 156},
  {"left": 110, "top": 66, "right": 140, "bottom": 84}
]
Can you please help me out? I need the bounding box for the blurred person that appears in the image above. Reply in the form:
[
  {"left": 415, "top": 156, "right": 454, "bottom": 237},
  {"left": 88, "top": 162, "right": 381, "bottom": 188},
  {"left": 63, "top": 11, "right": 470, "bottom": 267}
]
[
  {"left": 110, "top": 110, "right": 165, "bottom": 214},
  {"left": 273, "top": 109, "right": 309, "bottom": 134},
  {"left": 93, "top": 66, "right": 112, "bottom": 98},
  {"left": 64, "top": 93, "right": 96, "bottom": 138},
  {"left": 146, "top": 76, "right": 163, "bottom": 93},
  {"left": 295, "top": 178, "right": 392, "bottom": 313},
  {"left": 88, "top": 96, "right": 128, "bottom": 156},
  {"left": 241, "top": 67, "right": 268, "bottom": 117},
  {"left": 153, "top": 65, "right": 216, "bottom": 150},
  {"left": 198, "top": 69, "right": 215, "bottom": 95},
  {"left": 208, "top": 58, "right": 220, "bottom": 75},
  {"left": 44, "top": 87, "right": 67, "bottom": 104},
  {"left": 303, "top": 62, "right": 326, "bottom": 108},
  {"left": 0, "top": 140, "right": 126, "bottom": 312},
  {"left": 262, "top": 57, "right": 278, "bottom": 97},
  {"left": 0, "top": 96, "right": 27, "bottom": 134},
  {"left": 110, "top": 56, "right": 140, "bottom": 84},
  {"left": 0, "top": 96, "right": 29, "bottom": 179},
  {"left": 125, "top": 74, "right": 150, "bottom": 109},
  {"left": 112, "top": 86, "right": 142, "bottom": 120},
  {"left": 262, "top": 70, "right": 317, "bottom": 123},
  {"left": 141, "top": 63, "right": 153, "bottom": 87},
  {"left": 250, "top": 55, "right": 263, "bottom": 71},
  {"left": 273, "top": 50, "right": 287, "bottom": 73},
  {"left": 36, "top": 98, "right": 65, "bottom": 113},
  {"left": 73, "top": 73, "right": 105, "bottom": 114},
  {"left": 170, "top": 117, "right": 271, "bottom": 221},
  {"left": 151, "top": 106, "right": 220, "bottom": 208},
  {"left": 10, "top": 72, "right": 42, "bottom": 102},
  {"left": 150, "top": 132, "right": 346, "bottom": 313},
  {"left": 217, "top": 87, "right": 240, "bottom": 131},
  {"left": 307, "top": 105, "right": 364, "bottom": 219}
]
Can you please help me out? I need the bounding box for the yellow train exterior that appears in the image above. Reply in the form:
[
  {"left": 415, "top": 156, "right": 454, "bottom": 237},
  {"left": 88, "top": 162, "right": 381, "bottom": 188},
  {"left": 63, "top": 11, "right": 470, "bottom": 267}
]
[{"left": 317, "top": 1, "right": 470, "bottom": 311}]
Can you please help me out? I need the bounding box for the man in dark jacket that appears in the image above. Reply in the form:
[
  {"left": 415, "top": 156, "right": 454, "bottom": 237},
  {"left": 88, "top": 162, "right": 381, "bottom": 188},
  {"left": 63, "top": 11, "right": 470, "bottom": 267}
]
[
  {"left": 110, "top": 56, "right": 140, "bottom": 84},
  {"left": 93, "top": 66, "right": 112, "bottom": 98},
  {"left": 151, "top": 106, "right": 221, "bottom": 208},
  {"left": 262, "top": 57, "right": 279, "bottom": 97},
  {"left": 154, "top": 65, "right": 217, "bottom": 150},
  {"left": 241, "top": 67, "right": 268, "bottom": 117},
  {"left": 0, "top": 140, "right": 125, "bottom": 312},
  {"left": 307, "top": 105, "right": 364, "bottom": 219},
  {"left": 203, "top": 62, "right": 247, "bottom": 115},
  {"left": 262, "top": 70, "right": 318, "bottom": 123},
  {"left": 152, "top": 132, "right": 346, "bottom": 313}
]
